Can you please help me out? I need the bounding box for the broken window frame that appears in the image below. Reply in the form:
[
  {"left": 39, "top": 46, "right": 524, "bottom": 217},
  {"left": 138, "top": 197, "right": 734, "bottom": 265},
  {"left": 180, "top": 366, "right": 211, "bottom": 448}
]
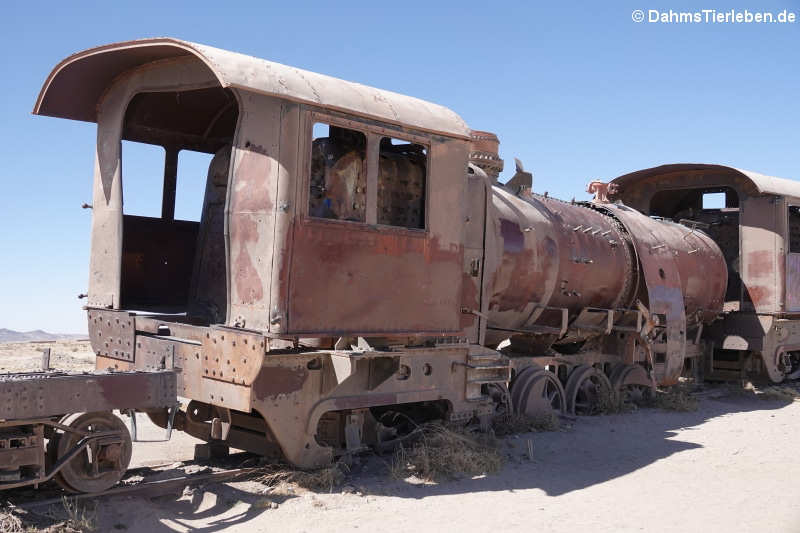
[{"left": 305, "top": 111, "right": 430, "bottom": 232}]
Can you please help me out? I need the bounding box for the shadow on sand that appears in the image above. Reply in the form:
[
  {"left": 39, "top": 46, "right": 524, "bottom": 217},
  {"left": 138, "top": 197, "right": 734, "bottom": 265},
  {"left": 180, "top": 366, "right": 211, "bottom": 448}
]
[{"left": 8, "top": 386, "right": 797, "bottom": 531}]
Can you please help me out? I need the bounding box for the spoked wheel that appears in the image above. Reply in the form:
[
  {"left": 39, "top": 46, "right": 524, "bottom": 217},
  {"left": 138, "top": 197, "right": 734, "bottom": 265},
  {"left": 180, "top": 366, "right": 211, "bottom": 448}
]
[
  {"left": 52, "top": 412, "right": 132, "bottom": 493},
  {"left": 610, "top": 364, "right": 654, "bottom": 406},
  {"left": 510, "top": 366, "right": 566, "bottom": 417},
  {"left": 565, "top": 365, "right": 614, "bottom": 416}
]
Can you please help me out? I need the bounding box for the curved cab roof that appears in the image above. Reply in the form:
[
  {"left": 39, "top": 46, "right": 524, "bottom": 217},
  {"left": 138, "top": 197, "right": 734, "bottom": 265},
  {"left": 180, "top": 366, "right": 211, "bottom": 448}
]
[
  {"left": 612, "top": 163, "right": 800, "bottom": 199},
  {"left": 34, "top": 38, "right": 470, "bottom": 139}
]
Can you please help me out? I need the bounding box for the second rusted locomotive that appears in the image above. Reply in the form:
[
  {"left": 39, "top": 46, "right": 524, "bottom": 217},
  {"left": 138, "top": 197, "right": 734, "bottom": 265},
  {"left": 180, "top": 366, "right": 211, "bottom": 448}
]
[{"left": 2, "top": 38, "right": 797, "bottom": 493}]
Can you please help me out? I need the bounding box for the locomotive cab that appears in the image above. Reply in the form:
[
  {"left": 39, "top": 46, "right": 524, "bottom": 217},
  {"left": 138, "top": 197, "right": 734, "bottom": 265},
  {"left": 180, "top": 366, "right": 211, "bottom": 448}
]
[
  {"left": 612, "top": 164, "right": 800, "bottom": 382},
  {"left": 34, "top": 39, "right": 505, "bottom": 469},
  {"left": 34, "top": 39, "right": 478, "bottom": 340}
]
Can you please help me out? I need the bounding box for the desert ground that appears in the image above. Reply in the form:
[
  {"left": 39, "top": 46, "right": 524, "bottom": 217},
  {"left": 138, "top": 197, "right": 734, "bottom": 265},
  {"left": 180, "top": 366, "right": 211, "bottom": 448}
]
[{"left": 2, "top": 340, "right": 799, "bottom": 533}]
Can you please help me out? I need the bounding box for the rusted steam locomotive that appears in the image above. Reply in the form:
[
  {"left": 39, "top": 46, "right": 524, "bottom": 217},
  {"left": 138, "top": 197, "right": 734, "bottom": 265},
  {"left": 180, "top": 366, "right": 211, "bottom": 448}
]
[{"left": 2, "top": 38, "right": 798, "bottom": 493}]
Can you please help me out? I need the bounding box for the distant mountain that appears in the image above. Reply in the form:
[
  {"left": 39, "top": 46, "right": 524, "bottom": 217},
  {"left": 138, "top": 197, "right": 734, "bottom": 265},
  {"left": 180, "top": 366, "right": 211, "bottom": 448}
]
[{"left": 0, "top": 329, "right": 87, "bottom": 343}]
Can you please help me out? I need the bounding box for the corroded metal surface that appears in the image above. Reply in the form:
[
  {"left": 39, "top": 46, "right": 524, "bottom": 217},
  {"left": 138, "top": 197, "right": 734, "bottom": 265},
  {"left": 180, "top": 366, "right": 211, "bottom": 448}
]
[
  {"left": 0, "top": 371, "right": 177, "bottom": 420},
  {"left": 33, "top": 38, "right": 470, "bottom": 139},
  {"left": 611, "top": 163, "right": 800, "bottom": 383},
  {"left": 22, "top": 39, "right": 800, "bottom": 490},
  {"left": 87, "top": 309, "right": 135, "bottom": 362},
  {"left": 787, "top": 254, "right": 800, "bottom": 311},
  {"left": 613, "top": 163, "right": 800, "bottom": 200}
]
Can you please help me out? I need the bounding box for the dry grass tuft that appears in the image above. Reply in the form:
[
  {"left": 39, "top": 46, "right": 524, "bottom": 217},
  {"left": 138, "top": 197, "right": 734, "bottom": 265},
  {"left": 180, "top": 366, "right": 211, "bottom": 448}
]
[
  {"left": 0, "top": 509, "right": 25, "bottom": 533},
  {"left": 596, "top": 385, "right": 624, "bottom": 414},
  {"left": 0, "top": 497, "right": 98, "bottom": 533},
  {"left": 53, "top": 496, "right": 97, "bottom": 532},
  {"left": 749, "top": 383, "right": 800, "bottom": 403},
  {"left": 390, "top": 423, "right": 503, "bottom": 482},
  {"left": 255, "top": 461, "right": 347, "bottom": 493},
  {"left": 648, "top": 387, "right": 699, "bottom": 412},
  {"left": 492, "top": 412, "right": 560, "bottom": 436}
]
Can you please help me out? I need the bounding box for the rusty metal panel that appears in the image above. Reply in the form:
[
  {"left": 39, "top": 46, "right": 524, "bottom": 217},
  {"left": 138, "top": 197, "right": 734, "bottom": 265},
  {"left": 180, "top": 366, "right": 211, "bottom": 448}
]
[
  {"left": 485, "top": 188, "right": 634, "bottom": 335},
  {"left": 268, "top": 101, "right": 301, "bottom": 334},
  {"left": 461, "top": 172, "right": 488, "bottom": 341},
  {"left": 200, "top": 327, "right": 266, "bottom": 386},
  {"left": 287, "top": 221, "right": 463, "bottom": 334},
  {"left": 483, "top": 187, "right": 556, "bottom": 334},
  {"left": 87, "top": 309, "right": 136, "bottom": 362},
  {"left": 34, "top": 39, "right": 470, "bottom": 140},
  {"left": 134, "top": 335, "right": 176, "bottom": 371},
  {"left": 286, "top": 127, "right": 468, "bottom": 335},
  {"left": 612, "top": 164, "right": 800, "bottom": 201},
  {"left": 0, "top": 371, "right": 176, "bottom": 421},
  {"left": 786, "top": 254, "right": 800, "bottom": 311},
  {"left": 741, "top": 195, "right": 779, "bottom": 313},
  {"left": 602, "top": 205, "right": 689, "bottom": 384},
  {"left": 227, "top": 94, "right": 282, "bottom": 330}
]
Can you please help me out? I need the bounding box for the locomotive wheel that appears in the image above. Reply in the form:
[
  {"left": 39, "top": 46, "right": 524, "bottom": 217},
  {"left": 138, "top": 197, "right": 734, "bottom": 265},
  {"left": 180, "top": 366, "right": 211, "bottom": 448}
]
[
  {"left": 611, "top": 364, "right": 654, "bottom": 406},
  {"left": 511, "top": 368, "right": 566, "bottom": 417},
  {"left": 509, "top": 366, "right": 541, "bottom": 409},
  {"left": 45, "top": 415, "right": 79, "bottom": 492},
  {"left": 565, "top": 365, "right": 614, "bottom": 416},
  {"left": 54, "top": 412, "right": 132, "bottom": 493}
]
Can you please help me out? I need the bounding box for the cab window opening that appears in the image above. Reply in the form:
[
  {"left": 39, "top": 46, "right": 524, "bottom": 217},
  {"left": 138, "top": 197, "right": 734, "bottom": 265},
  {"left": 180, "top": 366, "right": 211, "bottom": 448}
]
[
  {"left": 789, "top": 205, "right": 800, "bottom": 254},
  {"left": 308, "top": 122, "right": 429, "bottom": 230},
  {"left": 309, "top": 122, "right": 367, "bottom": 222},
  {"left": 378, "top": 137, "right": 427, "bottom": 229},
  {"left": 118, "top": 87, "right": 238, "bottom": 318},
  {"left": 121, "top": 141, "right": 165, "bottom": 218}
]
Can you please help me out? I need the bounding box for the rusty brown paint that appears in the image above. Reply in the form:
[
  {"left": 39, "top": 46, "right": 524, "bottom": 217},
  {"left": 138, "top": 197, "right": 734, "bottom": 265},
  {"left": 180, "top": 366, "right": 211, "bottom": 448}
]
[
  {"left": 747, "top": 250, "right": 774, "bottom": 278},
  {"left": 460, "top": 271, "right": 479, "bottom": 329},
  {"left": 232, "top": 149, "right": 274, "bottom": 213},
  {"left": 333, "top": 393, "right": 398, "bottom": 410},
  {"left": 231, "top": 215, "right": 265, "bottom": 305},
  {"left": 252, "top": 366, "right": 309, "bottom": 399},
  {"left": 746, "top": 285, "right": 773, "bottom": 307},
  {"left": 97, "top": 373, "right": 153, "bottom": 406},
  {"left": 787, "top": 254, "right": 800, "bottom": 311},
  {"left": 287, "top": 220, "right": 463, "bottom": 334}
]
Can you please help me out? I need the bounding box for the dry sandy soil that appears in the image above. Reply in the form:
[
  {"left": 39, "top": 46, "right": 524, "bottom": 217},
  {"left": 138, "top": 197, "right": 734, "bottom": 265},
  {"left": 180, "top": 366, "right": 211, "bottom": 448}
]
[{"left": 2, "top": 341, "right": 799, "bottom": 533}]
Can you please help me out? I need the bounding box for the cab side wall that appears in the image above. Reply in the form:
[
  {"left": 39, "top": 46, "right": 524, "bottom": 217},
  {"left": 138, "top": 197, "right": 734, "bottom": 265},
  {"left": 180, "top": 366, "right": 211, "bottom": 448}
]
[{"left": 281, "top": 108, "right": 470, "bottom": 336}]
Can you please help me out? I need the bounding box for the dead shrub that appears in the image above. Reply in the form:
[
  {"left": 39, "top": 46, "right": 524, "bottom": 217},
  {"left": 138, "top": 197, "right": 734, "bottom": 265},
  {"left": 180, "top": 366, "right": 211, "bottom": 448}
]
[
  {"left": 648, "top": 388, "right": 698, "bottom": 412},
  {"left": 492, "top": 412, "right": 559, "bottom": 436},
  {"left": 753, "top": 384, "right": 800, "bottom": 403},
  {"left": 390, "top": 423, "right": 503, "bottom": 482},
  {"left": 0, "top": 509, "right": 24, "bottom": 533},
  {"left": 595, "top": 385, "right": 622, "bottom": 414},
  {"left": 255, "top": 461, "right": 347, "bottom": 493},
  {"left": 52, "top": 496, "right": 97, "bottom": 532}
]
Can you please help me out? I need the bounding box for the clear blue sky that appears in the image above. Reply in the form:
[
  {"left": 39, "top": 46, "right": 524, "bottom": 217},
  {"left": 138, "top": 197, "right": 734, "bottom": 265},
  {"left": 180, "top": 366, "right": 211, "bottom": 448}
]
[{"left": 1, "top": 1, "right": 798, "bottom": 333}]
